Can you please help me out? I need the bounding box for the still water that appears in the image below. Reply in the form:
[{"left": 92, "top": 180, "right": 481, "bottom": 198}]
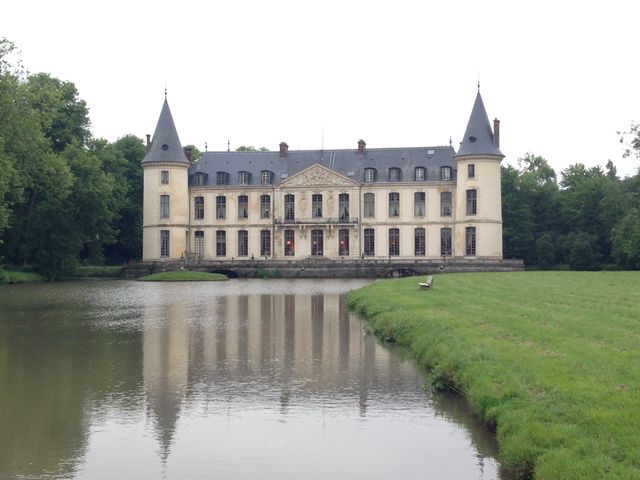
[{"left": 0, "top": 279, "right": 503, "bottom": 479}]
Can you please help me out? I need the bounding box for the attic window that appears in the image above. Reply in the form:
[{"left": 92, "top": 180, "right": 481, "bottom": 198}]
[
  {"left": 216, "top": 171, "right": 229, "bottom": 185},
  {"left": 364, "top": 168, "right": 376, "bottom": 183},
  {"left": 468, "top": 136, "right": 477, "bottom": 143},
  {"left": 261, "top": 170, "right": 273, "bottom": 185},
  {"left": 162, "top": 144, "right": 169, "bottom": 151},
  {"left": 194, "top": 172, "right": 206, "bottom": 186},
  {"left": 238, "top": 171, "right": 251, "bottom": 185},
  {"left": 389, "top": 167, "right": 401, "bottom": 182}
]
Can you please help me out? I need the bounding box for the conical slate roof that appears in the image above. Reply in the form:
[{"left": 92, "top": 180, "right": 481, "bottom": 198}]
[
  {"left": 456, "top": 91, "right": 503, "bottom": 158},
  {"left": 142, "top": 99, "right": 190, "bottom": 165}
]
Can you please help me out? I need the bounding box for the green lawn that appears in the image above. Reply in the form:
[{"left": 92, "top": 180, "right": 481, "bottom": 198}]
[
  {"left": 137, "top": 271, "right": 228, "bottom": 282},
  {"left": 0, "top": 269, "right": 45, "bottom": 284},
  {"left": 347, "top": 271, "right": 640, "bottom": 479}
]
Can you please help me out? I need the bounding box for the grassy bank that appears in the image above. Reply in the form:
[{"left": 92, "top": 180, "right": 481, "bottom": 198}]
[
  {"left": 138, "top": 271, "right": 228, "bottom": 282},
  {"left": 347, "top": 272, "right": 640, "bottom": 479},
  {"left": 0, "top": 269, "right": 45, "bottom": 284}
]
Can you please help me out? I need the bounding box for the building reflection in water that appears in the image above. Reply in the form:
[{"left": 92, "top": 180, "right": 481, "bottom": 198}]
[
  {"left": 141, "top": 290, "right": 435, "bottom": 460},
  {"left": 0, "top": 280, "right": 503, "bottom": 479}
]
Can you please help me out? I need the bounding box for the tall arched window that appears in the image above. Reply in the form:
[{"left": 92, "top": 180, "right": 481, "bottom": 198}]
[
  {"left": 284, "top": 194, "right": 295, "bottom": 221},
  {"left": 364, "top": 228, "right": 375, "bottom": 256},
  {"left": 389, "top": 228, "right": 400, "bottom": 256}
]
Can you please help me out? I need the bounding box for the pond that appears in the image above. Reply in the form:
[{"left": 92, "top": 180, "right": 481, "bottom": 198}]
[{"left": 0, "top": 279, "right": 504, "bottom": 479}]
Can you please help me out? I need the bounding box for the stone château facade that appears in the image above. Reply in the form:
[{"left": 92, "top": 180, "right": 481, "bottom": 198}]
[{"left": 141, "top": 91, "right": 505, "bottom": 263}]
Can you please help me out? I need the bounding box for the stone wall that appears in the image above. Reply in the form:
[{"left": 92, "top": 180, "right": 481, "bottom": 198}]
[{"left": 123, "top": 258, "right": 524, "bottom": 279}]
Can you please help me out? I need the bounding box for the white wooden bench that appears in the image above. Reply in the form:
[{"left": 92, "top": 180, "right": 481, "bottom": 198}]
[{"left": 418, "top": 275, "right": 434, "bottom": 290}]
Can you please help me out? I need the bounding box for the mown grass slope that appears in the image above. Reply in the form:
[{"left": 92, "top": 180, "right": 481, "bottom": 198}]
[
  {"left": 347, "top": 272, "right": 640, "bottom": 479},
  {"left": 138, "top": 271, "right": 228, "bottom": 282}
]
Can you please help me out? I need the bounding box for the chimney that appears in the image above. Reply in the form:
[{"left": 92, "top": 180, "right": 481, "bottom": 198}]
[
  {"left": 493, "top": 118, "right": 501, "bottom": 149},
  {"left": 357, "top": 139, "right": 366, "bottom": 155},
  {"left": 279, "top": 142, "right": 288, "bottom": 158},
  {"left": 184, "top": 146, "right": 193, "bottom": 163},
  {"left": 146, "top": 134, "right": 151, "bottom": 152}
]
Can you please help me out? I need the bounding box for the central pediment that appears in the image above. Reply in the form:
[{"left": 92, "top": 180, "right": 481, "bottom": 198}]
[{"left": 279, "top": 164, "right": 359, "bottom": 188}]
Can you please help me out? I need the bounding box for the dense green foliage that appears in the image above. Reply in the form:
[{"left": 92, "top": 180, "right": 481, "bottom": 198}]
[
  {"left": 73, "top": 265, "right": 123, "bottom": 277},
  {"left": 0, "top": 39, "right": 145, "bottom": 278},
  {"left": 138, "top": 271, "right": 228, "bottom": 281},
  {"left": 502, "top": 154, "right": 640, "bottom": 269},
  {"left": 348, "top": 272, "right": 640, "bottom": 479},
  {"left": 1, "top": 37, "right": 639, "bottom": 278}
]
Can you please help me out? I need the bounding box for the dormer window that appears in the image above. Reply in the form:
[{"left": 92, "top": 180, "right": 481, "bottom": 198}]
[
  {"left": 238, "top": 171, "right": 251, "bottom": 185},
  {"left": 441, "top": 166, "right": 452, "bottom": 181},
  {"left": 364, "top": 168, "right": 377, "bottom": 183},
  {"left": 261, "top": 170, "right": 273, "bottom": 185},
  {"left": 216, "top": 171, "right": 229, "bottom": 185},
  {"left": 389, "top": 167, "right": 401, "bottom": 182},
  {"left": 415, "top": 167, "right": 425, "bottom": 181},
  {"left": 194, "top": 172, "right": 206, "bottom": 186}
]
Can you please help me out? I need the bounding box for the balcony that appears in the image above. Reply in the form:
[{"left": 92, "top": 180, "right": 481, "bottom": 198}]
[{"left": 275, "top": 217, "right": 359, "bottom": 226}]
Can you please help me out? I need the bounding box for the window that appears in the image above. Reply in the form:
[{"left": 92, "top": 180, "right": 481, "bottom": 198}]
[
  {"left": 284, "top": 229, "right": 295, "bottom": 256},
  {"left": 238, "top": 230, "right": 248, "bottom": 256},
  {"left": 441, "top": 228, "right": 452, "bottom": 256},
  {"left": 466, "top": 189, "right": 477, "bottom": 216},
  {"left": 339, "top": 193, "right": 349, "bottom": 220},
  {"left": 415, "top": 228, "right": 426, "bottom": 256},
  {"left": 216, "top": 171, "right": 229, "bottom": 185},
  {"left": 388, "top": 228, "right": 400, "bottom": 256},
  {"left": 364, "top": 193, "right": 375, "bottom": 218},
  {"left": 238, "top": 195, "right": 249, "bottom": 219},
  {"left": 216, "top": 196, "right": 226, "bottom": 219},
  {"left": 312, "top": 194, "right": 323, "bottom": 218},
  {"left": 389, "top": 167, "right": 401, "bottom": 182},
  {"left": 364, "top": 168, "right": 376, "bottom": 183},
  {"left": 216, "top": 230, "right": 226, "bottom": 256},
  {"left": 260, "top": 230, "right": 271, "bottom": 256},
  {"left": 284, "top": 194, "right": 295, "bottom": 221},
  {"left": 238, "top": 171, "right": 251, "bottom": 185},
  {"left": 364, "top": 228, "right": 375, "bottom": 256},
  {"left": 161, "top": 170, "right": 169, "bottom": 184},
  {"left": 468, "top": 164, "right": 475, "bottom": 178},
  {"left": 388, "top": 192, "right": 400, "bottom": 217},
  {"left": 194, "top": 231, "right": 204, "bottom": 256},
  {"left": 415, "top": 167, "right": 426, "bottom": 181},
  {"left": 160, "top": 195, "right": 170, "bottom": 219},
  {"left": 194, "top": 196, "right": 204, "bottom": 220},
  {"left": 260, "top": 194, "right": 271, "bottom": 219},
  {"left": 339, "top": 229, "right": 349, "bottom": 256},
  {"left": 261, "top": 170, "right": 272, "bottom": 185},
  {"left": 441, "top": 166, "right": 452, "bottom": 181},
  {"left": 160, "top": 230, "right": 170, "bottom": 257},
  {"left": 194, "top": 172, "right": 206, "bottom": 186},
  {"left": 414, "top": 192, "right": 425, "bottom": 217},
  {"left": 440, "top": 192, "right": 452, "bottom": 217},
  {"left": 466, "top": 227, "right": 476, "bottom": 256},
  {"left": 311, "top": 229, "right": 323, "bottom": 256}
]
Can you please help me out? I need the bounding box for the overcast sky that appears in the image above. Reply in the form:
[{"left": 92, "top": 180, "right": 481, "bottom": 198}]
[{"left": 3, "top": 0, "right": 639, "bottom": 177}]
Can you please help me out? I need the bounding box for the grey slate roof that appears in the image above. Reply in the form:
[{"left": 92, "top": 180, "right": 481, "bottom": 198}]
[
  {"left": 188, "top": 146, "right": 457, "bottom": 187},
  {"left": 456, "top": 92, "right": 503, "bottom": 158},
  {"left": 142, "top": 99, "right": 190, "bottom": 165}
]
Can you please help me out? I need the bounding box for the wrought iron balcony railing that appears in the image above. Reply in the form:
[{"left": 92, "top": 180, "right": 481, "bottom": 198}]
[{"left": 275, "top": 217, "right": 359, "bottom": 225}]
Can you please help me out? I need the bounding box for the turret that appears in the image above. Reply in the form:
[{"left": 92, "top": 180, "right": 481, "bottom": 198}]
[
  {"left": 142, "top": 98, "right": 190, "bottom": 260},
  {"left": 454, "top": 90, "right": 504, "bottom": 259}
]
